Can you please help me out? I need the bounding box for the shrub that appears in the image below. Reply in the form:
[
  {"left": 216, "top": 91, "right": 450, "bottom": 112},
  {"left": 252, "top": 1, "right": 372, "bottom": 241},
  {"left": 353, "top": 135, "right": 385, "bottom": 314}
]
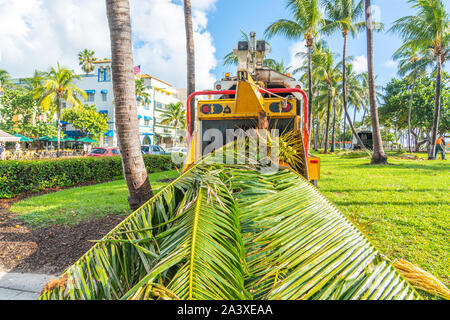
[{"left": 0, "top": 155, "right": 174, "bottom": 198}]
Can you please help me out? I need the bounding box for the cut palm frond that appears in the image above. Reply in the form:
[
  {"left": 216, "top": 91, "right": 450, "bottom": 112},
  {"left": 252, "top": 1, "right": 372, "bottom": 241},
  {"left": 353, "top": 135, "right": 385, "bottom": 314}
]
[{"left": 40, "top": 151, "right": 421, "bottom": 300}]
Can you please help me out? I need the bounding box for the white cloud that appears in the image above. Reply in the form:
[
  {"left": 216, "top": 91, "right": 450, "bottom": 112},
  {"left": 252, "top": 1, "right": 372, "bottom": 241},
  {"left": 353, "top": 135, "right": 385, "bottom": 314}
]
[
  {"left": 0, "top": 0, "right": 218, "bottom": 89},
  {"left": 287, "top": 41, "right": 307, "bottom": 75},
  {"left": 352, "top": 55, "right": 368, "bottom": 73},
  {"left": 383, "top": 59, "right": 398, "bottom": 69}
]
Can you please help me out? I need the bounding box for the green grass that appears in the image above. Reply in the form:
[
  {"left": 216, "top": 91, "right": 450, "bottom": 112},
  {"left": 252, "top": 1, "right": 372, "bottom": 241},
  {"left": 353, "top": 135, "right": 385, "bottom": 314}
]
[
  {"left": 315, "top": 152, "right": 449, "bottom": 289},
  {"left": 12, "top": 170, "right": 180, "bottom": 228}
]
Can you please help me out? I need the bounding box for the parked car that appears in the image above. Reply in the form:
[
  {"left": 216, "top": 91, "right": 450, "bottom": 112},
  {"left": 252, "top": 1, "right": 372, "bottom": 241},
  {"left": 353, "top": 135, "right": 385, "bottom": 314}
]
[
  {"left": 141, "top": 145, "right": 167, "bottom": 155},
  {"left": 86, "top": 147, "right": 121, "bottom": 157},
  {"left": 166, "top": 147, "right": 188, "bottom": 156}
]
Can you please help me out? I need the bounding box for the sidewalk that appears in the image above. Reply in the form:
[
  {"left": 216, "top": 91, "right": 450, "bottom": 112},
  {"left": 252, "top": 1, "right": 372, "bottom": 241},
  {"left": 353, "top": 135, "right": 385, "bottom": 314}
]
[{"left": 0, "top": 271, "right": 55, "bottom": 300}]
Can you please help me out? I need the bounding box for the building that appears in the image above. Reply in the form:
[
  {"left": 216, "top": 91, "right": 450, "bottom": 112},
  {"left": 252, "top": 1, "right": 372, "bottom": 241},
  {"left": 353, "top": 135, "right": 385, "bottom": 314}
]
[{"left": 74, "top": 60, "right": 185, "bottom": 148}]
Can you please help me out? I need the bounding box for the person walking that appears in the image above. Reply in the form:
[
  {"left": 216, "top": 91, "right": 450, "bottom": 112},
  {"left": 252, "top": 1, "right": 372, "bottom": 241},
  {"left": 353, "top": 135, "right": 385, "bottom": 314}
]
[
  {"left": 435, "top": 135, "right": 446, "bottom": 160},
  {"left": 0, "top": 143, "right": 5, "bottom": 160},
  {"left": 15, "top": 142, "right": 21, "bottom": 160}
]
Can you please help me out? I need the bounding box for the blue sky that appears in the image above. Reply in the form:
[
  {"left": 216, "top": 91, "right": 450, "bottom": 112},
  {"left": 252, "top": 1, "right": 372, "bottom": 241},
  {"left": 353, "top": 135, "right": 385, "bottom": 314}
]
[{"left": 206, "top": 0, "right": 449, "bottom": 86}]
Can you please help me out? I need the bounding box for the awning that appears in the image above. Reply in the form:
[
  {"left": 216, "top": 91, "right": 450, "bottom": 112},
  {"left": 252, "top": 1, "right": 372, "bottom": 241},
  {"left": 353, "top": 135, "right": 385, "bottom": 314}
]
[
  {"left": 144, "top": 116, "right": 153, "bottom": 121},
  {"left": 85, "top": 90, "right": 96, "bottom": 94},
  {"left": 101, "top": 90, "right": 108, "bottom": 94},
  {"left": 140, "top": 133, "right": 154, "bottom": 136},
  {"left": 138, "top": 115, "right": 143, "bottom": 119},
  {"left": 77, "top": 137, "right": 98, "bottom": 143},
  {"left": 104, "top": 130, "right": 114, "bottom": 137},
  {"left": 99, "top": 110, "right": 108, "bottom": 115},
  {"left": 0, "top": 130, "right": 21, "bottom": 142},
  {"left": 14, "top": 134, "right": 34, "bottom": 142}
]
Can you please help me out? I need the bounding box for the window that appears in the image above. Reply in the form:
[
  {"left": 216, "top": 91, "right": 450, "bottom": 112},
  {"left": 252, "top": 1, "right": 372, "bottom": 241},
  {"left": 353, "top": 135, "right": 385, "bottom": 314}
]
[
  {"left": 91, "top": 148, "right": 107, "bottom": 155},
  {"left": 98, "top": 67, "right": 105, "bottom": 82},
  {"left": 155, "top": 102, "right": 165, "bottom": 110},
  {"left": 105, "top": 66, "right": 111, "bottom": 81},
  {"left": 102, "top": 92, "right": 107, "bottom": 102},
  {"left": 87, "top": 93, "right": 95, "bottom": 102},
  {"left": 144, "top": 119, "right": 150, "bottom": 126},
  {"left": 111, "top": 149, "right": 120, "bottom": 155}
]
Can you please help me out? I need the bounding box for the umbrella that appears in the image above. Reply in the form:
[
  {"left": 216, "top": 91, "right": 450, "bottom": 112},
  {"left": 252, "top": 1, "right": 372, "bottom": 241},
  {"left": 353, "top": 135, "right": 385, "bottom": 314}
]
[
  {"left": 77, "top": 137, "right": 98, "bottom": 143},
  {"left": 63, "top": 137, "right": 77, "bottom": 142},
  {"left": 39, "top": 136, "right": 62, "bottom": 142},
  {"left": 0, "top": 129, "right": 21, "bottom": 142},
  {"left": 14, "top": 134, "right": 34, "bottom": 142}
]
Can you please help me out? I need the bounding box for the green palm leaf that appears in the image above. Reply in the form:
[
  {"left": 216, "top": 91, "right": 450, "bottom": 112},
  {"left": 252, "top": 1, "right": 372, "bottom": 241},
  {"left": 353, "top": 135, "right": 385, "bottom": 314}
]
[{"left": 40, "top": 153, "right": 420, "bottom": 300}]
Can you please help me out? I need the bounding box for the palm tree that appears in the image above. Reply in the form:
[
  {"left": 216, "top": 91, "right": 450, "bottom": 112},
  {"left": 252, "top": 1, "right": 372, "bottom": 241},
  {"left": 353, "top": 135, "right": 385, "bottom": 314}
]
[
  {"left": 322, "top": 0, "right": 375, "bottom": 150},
  {"left": 135, "top": 78, "right": 151, "bottom": 108},
  {"left": 161, "top": 102, "right": 187, "bottom": 146},
  {"left": 265, "top": 0, "right": 323, "bottom": 144},
  {"left": 390, "top": 0, "right": 449, "bottom": 160},
  {"left": 365, "top": 0, "right": 387, "bottom": 164},
  {"left": 78, "top": 49, "right": 97, "bottom": 75},
  {"left": 106, "top": 0, "right": 154, "bottom": 211},
  {"left": 35, "top": 63, "right": 87, "bottom": 156},
  {"left": 0, "top": 69, "right": 13, "bottom": 92},
  {"left": 264, "top": 59, "right": 293, "bottom": 74},
  {"left": 184, "top": 0, "right": 195, "bottom": 135},
  {"left": 392, "top": 46, "right": 431, "bottom": 152}
]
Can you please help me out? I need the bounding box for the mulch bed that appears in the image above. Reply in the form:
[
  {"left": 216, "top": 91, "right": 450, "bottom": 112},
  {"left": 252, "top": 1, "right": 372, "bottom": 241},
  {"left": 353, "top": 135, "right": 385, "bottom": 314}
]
[{"left": 0, "top": 205, "right": 122, "bottom": 275}]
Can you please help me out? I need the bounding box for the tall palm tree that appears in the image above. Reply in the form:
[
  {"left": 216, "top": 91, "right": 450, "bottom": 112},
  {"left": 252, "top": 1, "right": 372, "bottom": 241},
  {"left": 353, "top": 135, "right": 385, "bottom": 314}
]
[
  {"left": 392, "top": 46, "right": 432, "bottom": 152},
  {"left": 322, "top": 0, "right": 380, "bottom": 149},
  {"left": 23, "top": 70, "right": 44, "bottom": 91},
  {"left": 265, "top": 0, "right": 323, "bottom": 144},
  {"left": 184, "top": 0, "right": 195, "bottom": 135},
  {"left": 161, "top": 102, "right": 187, "bottom": 145},
  {"left": 35, "top": 63, "right": 87, "bottom": 156},
  {"left": 106, "top": 0, "right": 154, "bottom": 211},
  {"left": 78, "top": 49, "right": 97, "bottom": 75},
  {"left": 135, "top": 78, "right": 151, "bottom": 107},
  {"left": 312, "top": 44, "right": 339, "bottom": 153},
  {"left": 390, "top": 0, "right": 449, "bottom": 159},
  {"left": 365, "top": 0, "right": 387, "bottom": 164}
]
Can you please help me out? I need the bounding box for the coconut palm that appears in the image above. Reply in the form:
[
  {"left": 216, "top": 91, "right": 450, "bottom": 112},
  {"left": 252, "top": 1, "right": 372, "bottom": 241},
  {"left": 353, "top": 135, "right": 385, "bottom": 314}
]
[
  {"left": 265, "top": 0, "right": 323, "bottom": 142},
  {"left": 390, "top": 0, "right": 449, "bottom": 159},
  {"left": 392, "top": 46, "right": 432, "bottom": 152},
  {"left": 78, "top": 49, "right": 97, "bottom": 75},
  {"left": 135, "top": 78, "right": 151, "bottom": 107},
  {"left": 106, "top": 0, "right": 154, "bottom": 211},
  {"left": 365, "top": 0, "right": 388, "bottom": 164},
  {"left": 34, "top": 63, "right": 87, "bottom": 156},
  {"left": 264, "top": 59, "right": 292, "bottom": 74},
  {"left": 39, "top": 156, "right": 421, "bottom": 300},
  {"left": 321, "top": 0, "right": 382, "bottom": 150},
  {"left": 184, "top": 0, "right": 195, "bottom": 135},
  {"left": 23, "top": 70, "right": 44, "bottom": 91},
  {"left": 160, "top": 102, "right": 187, "bottom": 145},
  {"left": 313, "top": 47, "right": 340, "bottom": 153}
]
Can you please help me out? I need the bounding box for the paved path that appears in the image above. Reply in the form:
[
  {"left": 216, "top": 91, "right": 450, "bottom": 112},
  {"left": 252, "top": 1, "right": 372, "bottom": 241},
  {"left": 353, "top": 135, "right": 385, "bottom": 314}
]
[{"left": 0, "top": 271, "right": 56, "bottom": 300}]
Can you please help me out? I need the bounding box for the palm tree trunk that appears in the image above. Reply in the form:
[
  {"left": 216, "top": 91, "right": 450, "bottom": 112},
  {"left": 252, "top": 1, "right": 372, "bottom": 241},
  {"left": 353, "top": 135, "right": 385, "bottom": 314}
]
[
  {"left": 106, "top": 0, "right": 154, "bottom": 211},
  {"left": 56, "top": 96, "right": 62, "bottom": 157},
  {"left": 184, "top": 0, "right": 196, "bottom": 135},
  {"left": 365, "top": 0, "right": 387, "bottom": 164},
  {"left": 324, "top": 85, "right": 332, "bottom": 154},
  {"left": 307, "top": 39, "right": 313, "bottom": 150},
  {"left": 361, "top": 108, "right": 367, "bottom": 126},
  {"left": 342, "top": 114, "right": 346, "bottom": 149},
  {"left": 407, "top": 81, "right": 416, "bottom": 153},
  {"left": 342, "top": 32, "right": 366, "bottom": 150},
  {"left": 429, "top": 54, "right": 442, "bottom": 160},
  {"left": 331, "top": 98, "right": 337, "bottom": 152}
]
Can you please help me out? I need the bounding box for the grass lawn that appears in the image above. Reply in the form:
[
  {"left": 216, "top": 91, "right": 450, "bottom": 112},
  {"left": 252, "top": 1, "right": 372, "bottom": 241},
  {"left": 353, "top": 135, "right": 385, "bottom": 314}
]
[
  {"left": 11, "top": 170, "right": 180, "bottom": 228},
  {"left": 315, "top": 151, "right": 449, "bottom": 288}
]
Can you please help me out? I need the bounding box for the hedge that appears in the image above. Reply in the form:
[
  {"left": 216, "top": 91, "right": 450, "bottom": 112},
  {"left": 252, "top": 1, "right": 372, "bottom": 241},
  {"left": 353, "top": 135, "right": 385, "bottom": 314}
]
[{"left": 0, "top": 155, "right": 175, "bottom": 198}]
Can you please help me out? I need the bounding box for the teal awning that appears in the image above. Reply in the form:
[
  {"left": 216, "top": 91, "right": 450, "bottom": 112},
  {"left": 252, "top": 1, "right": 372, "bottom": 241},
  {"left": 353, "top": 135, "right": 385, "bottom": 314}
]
[
  {"left": 78, "top": 137, "right": 98, "bottom": 143},
  {"left": 14, "top": 134, "right": 34, "bottom": 142}
]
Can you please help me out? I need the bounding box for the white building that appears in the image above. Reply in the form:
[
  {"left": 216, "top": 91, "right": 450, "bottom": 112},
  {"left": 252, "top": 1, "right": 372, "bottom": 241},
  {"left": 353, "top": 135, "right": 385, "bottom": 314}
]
[{"left": 73, "top": 60, "right": 185, "bottom": 148}]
